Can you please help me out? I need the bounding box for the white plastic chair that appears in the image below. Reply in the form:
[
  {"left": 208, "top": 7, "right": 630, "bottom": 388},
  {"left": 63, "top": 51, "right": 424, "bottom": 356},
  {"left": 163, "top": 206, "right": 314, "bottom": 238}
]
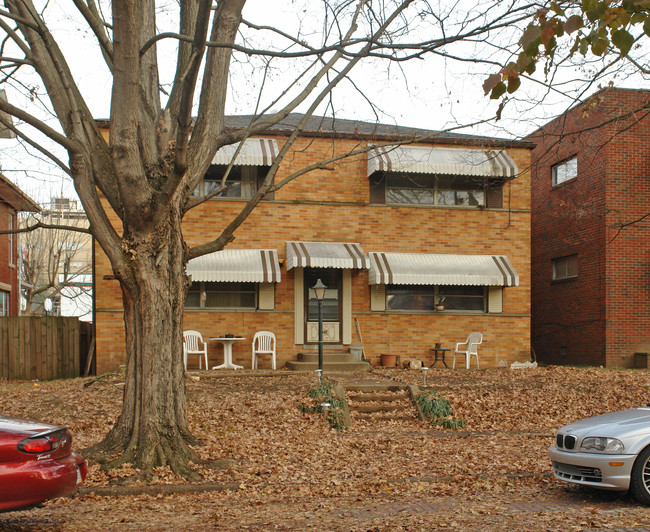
[
  {"left": 183, "top": 330, "right": 208, "bottom": 370},
  {"left": 453, "top": 332, "right": 483, "bottom": 369},
  {"left": 252, "top": 331, "right": 276, "bottom": 370}
]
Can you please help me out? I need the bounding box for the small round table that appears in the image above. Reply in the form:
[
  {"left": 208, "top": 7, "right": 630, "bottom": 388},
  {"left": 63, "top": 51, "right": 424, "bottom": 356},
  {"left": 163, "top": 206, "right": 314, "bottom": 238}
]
[
  {"left": 430, "top": 347, "right": 450, "bottom": 368},
  {"left": 209, "top": 337, "right": 246, "bottom": 370}
]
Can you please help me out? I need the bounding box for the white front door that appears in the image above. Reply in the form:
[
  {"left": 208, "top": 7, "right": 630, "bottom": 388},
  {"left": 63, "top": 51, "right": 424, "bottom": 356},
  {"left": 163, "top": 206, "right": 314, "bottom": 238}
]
[{"left": 305, "top": 268, "right": 341, "bottom": 344}]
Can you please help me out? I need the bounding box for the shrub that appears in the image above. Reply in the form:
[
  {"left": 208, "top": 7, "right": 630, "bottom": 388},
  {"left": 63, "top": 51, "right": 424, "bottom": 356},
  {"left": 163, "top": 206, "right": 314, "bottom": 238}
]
[{"left": 416, "top": 390, "right": 466, "bottom": 429}]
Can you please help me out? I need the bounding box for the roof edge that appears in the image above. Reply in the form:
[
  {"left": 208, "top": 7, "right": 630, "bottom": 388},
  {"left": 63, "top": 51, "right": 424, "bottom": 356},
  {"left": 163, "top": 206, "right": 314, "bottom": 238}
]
[
  {"left": 0, "top": 173, "right": 41, "bottom": 212},
  {"left": 95, "top": 116, "right": 535, "bottom": 150}
]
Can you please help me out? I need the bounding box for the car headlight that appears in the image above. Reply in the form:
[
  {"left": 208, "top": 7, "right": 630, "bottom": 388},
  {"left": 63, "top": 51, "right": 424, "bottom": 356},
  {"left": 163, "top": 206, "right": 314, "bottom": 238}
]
[{"left": 580, "top": 437, "right": 624, "bottom": 453}]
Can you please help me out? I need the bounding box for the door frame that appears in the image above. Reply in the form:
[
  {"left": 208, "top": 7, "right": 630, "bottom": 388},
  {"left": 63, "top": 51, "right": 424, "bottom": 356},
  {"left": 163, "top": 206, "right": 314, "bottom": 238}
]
[
  {"left": 304, "top": 268, "right": 342, "bottom": 344},
  {"left": 293, "top": 267, "right": 352, "bottom": 346}
]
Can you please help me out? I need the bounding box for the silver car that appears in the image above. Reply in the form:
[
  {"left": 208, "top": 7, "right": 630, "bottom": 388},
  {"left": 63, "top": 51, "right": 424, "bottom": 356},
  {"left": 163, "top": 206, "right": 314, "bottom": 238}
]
[{"left": 549, "top": 406, "right": 650, "bottom": 505}]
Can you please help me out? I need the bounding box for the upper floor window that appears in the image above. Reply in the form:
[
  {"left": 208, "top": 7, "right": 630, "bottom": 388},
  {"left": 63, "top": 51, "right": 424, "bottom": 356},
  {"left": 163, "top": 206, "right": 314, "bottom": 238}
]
[
  {"left": 552, "top": 156, "right": 577, "bottom": 186},
  {"left": 186, "top": 281, "right": 257, "bottom": 309},
  {"left": 552, "top": 254, "right": 578, "bottom": 281},
  {"left": 194, "top": 165, "right": 270, "bottom": 199},
  {"left": 371, "top": 172, "right": 502, "bottom": 208},
  {"left": 7, "top": 214, "right": 13, "bottom": 266}
]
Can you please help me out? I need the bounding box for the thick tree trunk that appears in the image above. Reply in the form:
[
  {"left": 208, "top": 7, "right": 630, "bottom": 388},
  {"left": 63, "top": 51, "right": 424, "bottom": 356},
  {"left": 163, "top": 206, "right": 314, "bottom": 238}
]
[{"left": 84, "top": 206, "right": 197, "bottom": 478}]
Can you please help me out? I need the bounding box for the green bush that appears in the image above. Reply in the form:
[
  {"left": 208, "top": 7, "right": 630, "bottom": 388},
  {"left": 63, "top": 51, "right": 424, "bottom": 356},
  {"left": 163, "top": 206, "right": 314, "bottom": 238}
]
[
  {"left": 299, "top": 381, "right": 347, "bottom": 431},
  {"left": 416, "top": 390, "right": 466, "bottom": 429}
]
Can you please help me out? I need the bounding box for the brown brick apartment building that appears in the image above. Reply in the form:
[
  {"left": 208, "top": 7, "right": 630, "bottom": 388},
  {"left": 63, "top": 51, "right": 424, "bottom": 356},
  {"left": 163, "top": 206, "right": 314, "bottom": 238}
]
[
  {"left": 0, "top": 173, "right": 40, "bottom": 315},
  {"left": 95, "top": 115, "right": 533, "bottom": 373},
  {"left": 527, "top": 88, "right": 650, "bottom": 367}
]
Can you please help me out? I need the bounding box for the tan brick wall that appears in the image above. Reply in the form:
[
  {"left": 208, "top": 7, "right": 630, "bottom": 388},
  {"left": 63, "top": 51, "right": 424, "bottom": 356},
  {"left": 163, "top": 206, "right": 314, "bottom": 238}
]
[{"left": 95, "top": 136, "right": 531, "bottom": 372}]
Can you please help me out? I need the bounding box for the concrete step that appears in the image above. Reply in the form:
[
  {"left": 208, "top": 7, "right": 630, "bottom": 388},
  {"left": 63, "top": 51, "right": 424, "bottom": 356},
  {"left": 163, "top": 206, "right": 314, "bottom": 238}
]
[
  {"left": 350, "top": 392, "right": 410, "bottom": 402},
  {"left": 344, "top": 384, "right": 419, "bottom": 424},
  {"left": 285, "top": 359, "right": 370, "bottom": 372},
  {"left": 354, "top": 413, "right": 418, "bottom": 422},
  {"left": 297, "top": 351, "right": 359, "bottom": 364},
  {"left": 345, "top": 384, "right": 411, "bottom": 393},
  {"left": 353, "top": 404, "right": 404, "bottom": 413}
]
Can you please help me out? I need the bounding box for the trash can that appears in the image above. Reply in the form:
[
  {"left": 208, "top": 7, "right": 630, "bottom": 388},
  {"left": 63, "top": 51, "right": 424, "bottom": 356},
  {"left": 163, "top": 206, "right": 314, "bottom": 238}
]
[{"left": 350, "top": 342, "right": 363, "bottom": 361}]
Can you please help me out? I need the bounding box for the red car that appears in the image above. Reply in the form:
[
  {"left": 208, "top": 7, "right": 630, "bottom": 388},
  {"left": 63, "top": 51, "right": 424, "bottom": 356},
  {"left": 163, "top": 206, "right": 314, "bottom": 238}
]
[{"left": 0, "top": 416, "right": 86, "bottom": 512}]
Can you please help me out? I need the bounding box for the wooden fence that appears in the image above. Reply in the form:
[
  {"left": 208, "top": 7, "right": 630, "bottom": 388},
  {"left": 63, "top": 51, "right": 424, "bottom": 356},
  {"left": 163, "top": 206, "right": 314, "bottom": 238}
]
[{"left": 0, "top": 317, "right": 91, "bottom": 380}]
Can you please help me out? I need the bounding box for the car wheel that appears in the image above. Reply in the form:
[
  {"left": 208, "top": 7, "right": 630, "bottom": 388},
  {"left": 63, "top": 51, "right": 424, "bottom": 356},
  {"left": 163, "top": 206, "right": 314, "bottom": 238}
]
[{"left": 630, "top": 446, "right": 650, "bottom": 505}]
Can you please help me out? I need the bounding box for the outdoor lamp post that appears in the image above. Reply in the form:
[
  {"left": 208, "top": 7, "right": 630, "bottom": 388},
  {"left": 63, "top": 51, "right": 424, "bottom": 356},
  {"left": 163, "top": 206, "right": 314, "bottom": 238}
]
[{"left": 313, "top": 279, "right": 326, "bottom": 383}]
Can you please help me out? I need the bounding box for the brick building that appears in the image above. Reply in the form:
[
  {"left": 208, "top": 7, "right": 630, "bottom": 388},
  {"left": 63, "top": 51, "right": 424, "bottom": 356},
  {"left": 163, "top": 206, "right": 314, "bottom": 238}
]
[
  {"left": 0, "top": 173, "right": 40, "bottom": 315},
  {"left": 94, "top": 115, "right": 532, "bottom": 373},
  {"left": 527, "top": 88, "right": 650, "bottom": 367}
]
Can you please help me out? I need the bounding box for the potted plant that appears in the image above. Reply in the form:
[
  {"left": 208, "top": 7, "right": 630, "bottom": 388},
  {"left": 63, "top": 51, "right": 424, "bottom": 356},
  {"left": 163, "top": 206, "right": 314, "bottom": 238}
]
[{"left": 435, "top": 296, "right": 446, "bottom": 311}]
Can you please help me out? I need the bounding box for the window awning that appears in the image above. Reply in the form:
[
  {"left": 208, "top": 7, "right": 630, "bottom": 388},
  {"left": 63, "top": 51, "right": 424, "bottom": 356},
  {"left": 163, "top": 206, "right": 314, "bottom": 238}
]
[
  {"left": 367, "top": 146, "right": 518, "bottom": 178},
  {"left": 212, "top": 138, "right": 279, "bottom": 166},
  {"left": 369, "top": 252, "right": 519, "bottom": 286},
  {"left": 286, "top": 242, "right": 370, "bottom": 270},
  {"left": 187, "top": 249, "right": 281, "bottom": 283}
]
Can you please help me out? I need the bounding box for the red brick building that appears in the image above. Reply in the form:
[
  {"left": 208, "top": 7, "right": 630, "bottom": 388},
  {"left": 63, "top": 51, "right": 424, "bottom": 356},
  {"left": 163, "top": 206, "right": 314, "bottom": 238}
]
[
  {"left": 0, "top": 173, "right": 40, "bottom": 315},
  {"left": 527, "top": 88, "right": 650, "bottom": 367},
  {"left": 95, "top": 115, "right": 533, "bottom": 373}
]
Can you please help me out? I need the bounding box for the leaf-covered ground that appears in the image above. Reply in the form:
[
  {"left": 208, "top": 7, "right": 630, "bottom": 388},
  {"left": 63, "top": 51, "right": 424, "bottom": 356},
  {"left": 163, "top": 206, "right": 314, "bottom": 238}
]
[{"left": 1, "top": 366, "right": 649, "bottom": 530}]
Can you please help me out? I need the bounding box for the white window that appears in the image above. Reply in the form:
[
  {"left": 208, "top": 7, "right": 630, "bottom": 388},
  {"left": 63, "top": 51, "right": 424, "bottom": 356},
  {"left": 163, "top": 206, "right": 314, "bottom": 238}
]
[
  {"left": 0, "top": 290, "right": 8, "bottom": 316},
  {"left": 552, "top": 157, "right": 577, "bottom": 186},
  {"left": 385, "top": 173, "right": 485, "bottom": 207},
  {"left": 7, "top": 213, "right": 13, "bottom": 266},
  {"left": 386, "top": 285, "right": 486, "bottom": 312},
  {"left": 186, "top": 282, "right": 257, "bottom": 309},
  {"left": 193, "top": 165, "right": 268, "bottom": 199},
  {"left": 552, "top": 254, "right": 578, "bottom": 280}
]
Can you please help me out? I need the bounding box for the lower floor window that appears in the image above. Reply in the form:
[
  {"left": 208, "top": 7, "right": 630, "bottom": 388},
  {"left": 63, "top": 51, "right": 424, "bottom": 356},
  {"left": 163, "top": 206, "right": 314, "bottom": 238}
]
[
  {"left": 0, "top": 290, "right": 9, "bottom": 316},
  {"left": 386, "top": 285, "right": 486, "bottom": 312},
  {"left": 186, "top": 282, "right": 257, "bottom": 309},
  {"left": 0, "top": 291, "right": 8, "bottom": 316}
]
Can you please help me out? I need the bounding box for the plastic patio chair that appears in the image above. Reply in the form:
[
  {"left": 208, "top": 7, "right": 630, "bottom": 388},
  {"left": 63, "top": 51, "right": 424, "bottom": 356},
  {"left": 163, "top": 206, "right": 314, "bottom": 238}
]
[
  {"left": 252, "top": 331, "right": 277, "bottom": 370},
  {"left": 453, "top": 332, "right": 483, "bottom": 369},
  {"left": 183, "top": 330, "right": 209, "bottom": 370}
]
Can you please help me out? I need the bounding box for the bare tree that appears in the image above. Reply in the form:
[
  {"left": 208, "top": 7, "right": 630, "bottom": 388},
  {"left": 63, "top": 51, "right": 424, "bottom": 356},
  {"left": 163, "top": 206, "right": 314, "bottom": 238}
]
[
  {"left": 19, "top": 198, "right": 92, "bottom": 318},
  {"left": 0, "top": 0, "right": 563, "bottom": 476}
]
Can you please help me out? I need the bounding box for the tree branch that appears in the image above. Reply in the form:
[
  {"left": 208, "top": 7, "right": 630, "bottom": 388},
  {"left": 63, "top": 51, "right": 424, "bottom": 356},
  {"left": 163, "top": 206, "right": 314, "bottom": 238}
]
[
  {"left": 0, "top": 115, "right": 71, "bottom": 175},
  {"left": 0, "top": 220, "right": 92, "bottom": 235},
  {"left": 0, "top": 95, "right": 80, "bottom": 152},
  {"left": 608, "top": 212, "right": 650, "bottom": 244},
  {"left": 71, "top": 0, "right": 113, "bottom": 70}
]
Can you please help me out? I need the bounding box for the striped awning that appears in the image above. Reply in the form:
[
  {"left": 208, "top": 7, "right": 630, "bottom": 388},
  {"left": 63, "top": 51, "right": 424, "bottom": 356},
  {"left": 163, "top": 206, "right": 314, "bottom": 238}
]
[
  {"left": 187, "top": 249, "right": 281, "bottom": 283},
  {"left": 212, "top": 138, "right": 278, "bottom": 166},
  {"left": 286, "top": 242, "right": 370, "bottom": 270},
  {"left": 367, "top": 146, "right": 518, "bottom": 178},
  {"left": 369, "top": 252, "right": 519, "bottom": 286}
]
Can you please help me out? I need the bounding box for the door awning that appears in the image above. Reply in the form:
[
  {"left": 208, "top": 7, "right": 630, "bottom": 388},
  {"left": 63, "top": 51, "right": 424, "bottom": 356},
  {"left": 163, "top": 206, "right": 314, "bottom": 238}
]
[
  {"left": 212, "top": 138, "right": 279, "bottom": 166},
  {"left": 369, "top": 252, "right": 519, "bottom": 286},
  {"left": 367, "top": 145, "right": 518, "bottom": 178},
  {"left": 187, "top": 249, "right": 281, "bottom": 283},
  {"left": 286, "top": 242, "right": 370, "bottom": 270}
]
